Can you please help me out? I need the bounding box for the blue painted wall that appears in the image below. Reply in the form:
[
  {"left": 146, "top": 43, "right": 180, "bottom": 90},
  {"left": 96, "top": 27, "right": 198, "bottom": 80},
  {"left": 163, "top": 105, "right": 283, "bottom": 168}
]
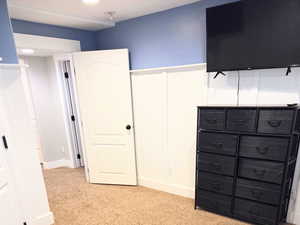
[
  {"left": 0, "top": 0, "right": 18, "bottom": 64},
  {"left": 11, "top": 19, "right": 98, "bottom": 51},
  {"left": 97, "top": 0, "right": 238, "bottom": 69}
]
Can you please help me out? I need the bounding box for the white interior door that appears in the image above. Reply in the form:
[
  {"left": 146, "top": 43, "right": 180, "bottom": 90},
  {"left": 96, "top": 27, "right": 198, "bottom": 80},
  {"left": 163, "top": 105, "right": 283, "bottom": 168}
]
[{"left": 73, "top": 49, "right": 137, "bottom": 185}]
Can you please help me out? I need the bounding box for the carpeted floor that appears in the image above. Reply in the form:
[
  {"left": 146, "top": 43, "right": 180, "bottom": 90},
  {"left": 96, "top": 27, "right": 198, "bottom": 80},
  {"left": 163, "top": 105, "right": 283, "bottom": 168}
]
[{"left": 44, "top": 168, "right": 249, "bottom": 225}]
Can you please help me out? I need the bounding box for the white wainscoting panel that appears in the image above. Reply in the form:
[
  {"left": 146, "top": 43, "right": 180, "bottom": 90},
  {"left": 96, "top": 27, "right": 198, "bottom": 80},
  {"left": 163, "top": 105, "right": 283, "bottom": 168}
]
[
  {"left": 167, "top": 69, "right": 207, "bottom": 197},
  {"left": 206, "top": 71, "right": 239, "bottom": 105},
  {"left": 132, "top": 73, "right": 169, "bottom": 191},
  {"left": 131, "top": 64, "right": 207, "bottom": 198}
]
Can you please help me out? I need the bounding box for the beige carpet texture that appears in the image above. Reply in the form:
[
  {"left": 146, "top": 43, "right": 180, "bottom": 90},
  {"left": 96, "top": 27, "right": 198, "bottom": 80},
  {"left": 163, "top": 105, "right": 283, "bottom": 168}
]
[{"left": 44, "top": 168, "right": 251, "bottom": 225}]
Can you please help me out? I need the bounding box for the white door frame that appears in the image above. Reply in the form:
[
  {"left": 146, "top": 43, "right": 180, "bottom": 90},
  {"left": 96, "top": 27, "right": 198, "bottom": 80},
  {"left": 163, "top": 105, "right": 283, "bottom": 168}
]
[
  {"left": 61, "top": 60, "right": 84, "bottom": 167},
  {"left": 53, "top": 54, "right": 90, "bottom": 178}
]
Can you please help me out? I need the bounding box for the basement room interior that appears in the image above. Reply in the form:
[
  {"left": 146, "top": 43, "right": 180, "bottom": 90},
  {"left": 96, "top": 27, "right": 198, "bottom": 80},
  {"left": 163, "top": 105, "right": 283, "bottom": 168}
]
[{"left": 1, "top": 0, "right": 300, "bottom": 225}]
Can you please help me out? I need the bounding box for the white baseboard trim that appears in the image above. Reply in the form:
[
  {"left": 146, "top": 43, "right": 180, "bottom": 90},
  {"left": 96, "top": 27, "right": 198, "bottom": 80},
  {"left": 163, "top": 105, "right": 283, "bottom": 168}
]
[
  {"left": 30, "top": 212, "right": 54, "bottom": 225},
  {"left": 43, "top": 159, "right": 74, "bottom": 169},
  {"left": 138, "top": 177, "right": 194, "bottom": 199}
]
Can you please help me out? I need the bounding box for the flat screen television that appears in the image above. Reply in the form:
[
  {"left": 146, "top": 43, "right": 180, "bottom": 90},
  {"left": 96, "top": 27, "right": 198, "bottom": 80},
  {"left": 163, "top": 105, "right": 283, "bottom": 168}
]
[{"left": 206, "top": 0, "right": 300, "bottom": 72}]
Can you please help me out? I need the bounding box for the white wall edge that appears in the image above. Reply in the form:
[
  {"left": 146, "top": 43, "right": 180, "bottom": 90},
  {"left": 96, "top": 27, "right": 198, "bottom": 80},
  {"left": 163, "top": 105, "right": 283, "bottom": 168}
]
[
  {"left": 30, "top": 212, "right": 54, "bottom": 225},
  {"left": 130, "top": 63, "right": 207, "bottom": 75},
  {"left": 138, "top": 177, "right": 194, "bottom": 199},
  {"left": 43, "top": 159, "right": 74, "bottom": 169},
  {"left": 292, "top": 211, "right": 300, "bottom": 225}
]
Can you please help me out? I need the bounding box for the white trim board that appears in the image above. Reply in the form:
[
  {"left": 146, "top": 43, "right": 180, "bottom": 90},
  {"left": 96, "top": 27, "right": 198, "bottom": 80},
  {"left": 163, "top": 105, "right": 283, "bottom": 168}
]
[
  {"left": 43, "top": 159, "right": 74, "bottom": 169},
  {"left": 29, "top": 212, "right": 54, "bottom": 225},
  {"left": 14, "top": 33, "right": 81, "bottom": 56},
  {"left": 130, "top": 63, "right": 207, "bottom": 75}
]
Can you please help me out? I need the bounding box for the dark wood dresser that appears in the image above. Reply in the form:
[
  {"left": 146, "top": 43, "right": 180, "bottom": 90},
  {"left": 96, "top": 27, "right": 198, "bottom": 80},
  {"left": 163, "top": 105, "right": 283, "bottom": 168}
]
[{"left": 195, "top": 106, "right": 300, "bottom": 225}]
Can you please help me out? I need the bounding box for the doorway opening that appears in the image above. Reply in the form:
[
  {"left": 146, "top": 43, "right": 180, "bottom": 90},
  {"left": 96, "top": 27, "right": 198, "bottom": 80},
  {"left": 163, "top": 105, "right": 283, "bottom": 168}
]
[{"left": 19, "top": 56, "right": 84, "bottom": 169}]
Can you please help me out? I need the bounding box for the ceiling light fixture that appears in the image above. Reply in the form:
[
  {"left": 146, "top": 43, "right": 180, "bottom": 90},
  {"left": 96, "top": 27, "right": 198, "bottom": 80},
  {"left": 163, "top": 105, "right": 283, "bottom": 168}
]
[
  {"left": 82, "top": 0, "right": 100, "bottom": 5},
  {"left": 21, "top": 49, "right": 35, "bottom": 54}
]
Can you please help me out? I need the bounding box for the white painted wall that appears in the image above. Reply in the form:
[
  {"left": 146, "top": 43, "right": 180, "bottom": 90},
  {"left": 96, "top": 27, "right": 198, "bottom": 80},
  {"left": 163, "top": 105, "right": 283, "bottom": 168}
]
[
  {"left": 0, "top": 64, "right": 53, "bottom": 225},
  {"left": 21, "top": 56, "right": 72, "bottom": 167},
  {"left": 131, "top": 64, "right": 300, "bottom": 224}
]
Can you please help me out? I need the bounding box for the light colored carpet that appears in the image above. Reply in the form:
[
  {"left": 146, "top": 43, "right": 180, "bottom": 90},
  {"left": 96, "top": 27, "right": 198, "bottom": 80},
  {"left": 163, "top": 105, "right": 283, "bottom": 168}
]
[{"left": 44, "top": 168, "right": 249, "bottom": 225}]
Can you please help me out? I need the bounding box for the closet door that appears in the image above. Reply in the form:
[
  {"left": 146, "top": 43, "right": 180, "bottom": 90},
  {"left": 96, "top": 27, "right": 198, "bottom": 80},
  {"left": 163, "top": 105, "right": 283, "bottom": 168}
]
[{"left": 73, "top": 49, "right": 137, "bottom": 185}]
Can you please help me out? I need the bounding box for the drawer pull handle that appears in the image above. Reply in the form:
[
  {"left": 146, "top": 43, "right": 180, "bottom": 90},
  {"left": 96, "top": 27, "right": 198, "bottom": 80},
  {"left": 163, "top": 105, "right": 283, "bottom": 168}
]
[
  {"left": 211, "top": 182, "right": 222, "bottom": 191},
  {"left": 251, "top": 190, "right": 263, "bottom": 199},
  {"left": 253, "top": 168, "right": 266, "bottom": 177},
  {"left": 209, "top": 162, "right": 222, "bottom": 170},
  {"left": 248, "top": 206, "right": 261, "bottom": 217},
  {"left": 205, "top": 119, "right": 217, "bottom": 124},
  {"left": 210, "top": 143, "right": 223, "bottom": 149},
  {"left": 232, "top": 119, "right": 249, "bottom": 124},
  {"left": 256, "top": 146, "right": 269, "bottom": 155},
  {"left": 268, "top": 120, "right": 282, "bottom": 127}
]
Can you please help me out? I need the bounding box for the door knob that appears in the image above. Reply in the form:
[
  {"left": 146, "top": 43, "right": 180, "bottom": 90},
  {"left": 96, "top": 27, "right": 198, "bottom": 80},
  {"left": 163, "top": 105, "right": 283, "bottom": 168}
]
[{"left": 126, "top": 125, "right": 131, "bottom": 130}]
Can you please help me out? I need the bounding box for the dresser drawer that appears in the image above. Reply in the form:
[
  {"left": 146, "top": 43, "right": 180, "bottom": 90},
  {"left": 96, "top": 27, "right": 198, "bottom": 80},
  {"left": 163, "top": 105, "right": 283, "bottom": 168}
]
[
  {"left": 227, "top": 109, "right": 257, "bottom": 132},
  {"left": 199, "top": 109, "right": 225, "bottom": 130},
  {"left": 258, "top": 109, "right": 294, "bottom": 134},
  {"left": 239, "top": 159, "right": 284, "bottom": 184},
  {"left": 198, "top": 171, "right": 234, "bottom": 195},
  {"left": 198, "top": 132, "right": 237, "bottom": 156},
  {"left": 236, "top": 179, "right": 281, "bottom": 205},
  {"left": 234, "top": 199, "right": 278, "bottom": 225},
  {"left": 198, "top": 152, "right": 235, "bottom": 176},
  {"left": 197, "top": 189, "right": 232, "bottom": 216},
  {"left": 240, "top": 136, "right": 289, "bottom": 161}
]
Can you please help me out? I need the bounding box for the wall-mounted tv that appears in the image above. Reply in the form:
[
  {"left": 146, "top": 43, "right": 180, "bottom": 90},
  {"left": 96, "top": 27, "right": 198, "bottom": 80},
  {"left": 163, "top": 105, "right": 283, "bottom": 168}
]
[{"left": 206, "top": 0, "right": 300, "bottom": 72}]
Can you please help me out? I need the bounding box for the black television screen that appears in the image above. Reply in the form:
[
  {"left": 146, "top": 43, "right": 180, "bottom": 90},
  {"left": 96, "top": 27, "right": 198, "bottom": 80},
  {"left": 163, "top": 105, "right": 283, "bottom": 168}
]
[{"left": 206, "top": 0, "right": 300, "bottom": 72}]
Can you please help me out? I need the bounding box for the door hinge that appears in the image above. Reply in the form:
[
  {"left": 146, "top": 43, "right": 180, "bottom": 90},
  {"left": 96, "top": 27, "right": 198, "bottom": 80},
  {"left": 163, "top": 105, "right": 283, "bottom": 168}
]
[
  {"left": 71, "top": 115, "right": 75, "bottom": 121},
  {"left": 64, "top": 72, "right": 69, "bottom": 79},
  {"left": 77, "top": 154, "right": 81, "bottom": 159},
  {"left": 2, "top": 136, "right": 8, "bottom": 149}
]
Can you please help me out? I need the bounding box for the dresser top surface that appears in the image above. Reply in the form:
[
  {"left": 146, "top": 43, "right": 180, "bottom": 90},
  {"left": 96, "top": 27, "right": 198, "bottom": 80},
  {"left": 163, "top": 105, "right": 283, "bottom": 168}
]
[{"left": 198, "top": 104, "right": 299, "bottom": 109}]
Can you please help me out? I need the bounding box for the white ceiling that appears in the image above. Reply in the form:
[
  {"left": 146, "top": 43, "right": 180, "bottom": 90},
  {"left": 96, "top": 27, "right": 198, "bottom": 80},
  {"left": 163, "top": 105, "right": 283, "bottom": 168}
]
[{"left": 8, "top": 0, "right": 200, "bottom": 31}]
